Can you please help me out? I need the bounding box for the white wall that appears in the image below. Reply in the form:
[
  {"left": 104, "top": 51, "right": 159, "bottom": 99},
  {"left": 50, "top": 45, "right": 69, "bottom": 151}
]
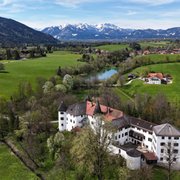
[{"left": 58, "top": 111, "right": 67, "bottom": 131}]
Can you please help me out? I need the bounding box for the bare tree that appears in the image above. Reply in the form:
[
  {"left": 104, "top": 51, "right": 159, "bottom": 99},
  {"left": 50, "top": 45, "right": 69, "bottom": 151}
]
[
  {"left": 70, "top": 115, "right": 117, "bottom": 180},
  {"left": 164, "top": 142, "right": 177, "bottom": 180}
]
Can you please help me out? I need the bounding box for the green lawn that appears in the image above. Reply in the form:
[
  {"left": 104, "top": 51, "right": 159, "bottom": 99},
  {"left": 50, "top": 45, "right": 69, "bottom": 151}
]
[
  {"left": 122, "top": 63, "right": 180, "bottom": 103},
  {"left": 143, "top": 54, "right": 180, "bottom": 63},
  {"left": 0, "top": 51, "right": 83, "bottom": 98},
  {"left": 0, "top": 144, "right": 38, "bottom": 180},
  {"left": 96, "top": 41, "right": 171, "bottom": 52},
  {"left": 140, "top": 41, "right": 170, "bottom": 48},
  {"left": 96, "top": 44, "right": 129, "bottom": 52}
]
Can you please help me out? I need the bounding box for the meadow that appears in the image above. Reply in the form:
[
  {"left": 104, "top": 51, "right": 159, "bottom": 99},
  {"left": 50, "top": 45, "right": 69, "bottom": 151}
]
[
  {"left": 0, "top": 144, "right": 38, "bottom": 180},
  {"left": 121, "top": 63, "right": 180, "bottom": 103},
  {"left": 96, "top": 41, "right": 170, "bottom": 52},
  {"left": 138, "top": 54, "right": 180, "bottom": 63},
  {"left": 0, "top": 51, "right": 83, "bottom": 98},
  {"left": 96, "top": 44, "right": 129, "bottom": 51}
]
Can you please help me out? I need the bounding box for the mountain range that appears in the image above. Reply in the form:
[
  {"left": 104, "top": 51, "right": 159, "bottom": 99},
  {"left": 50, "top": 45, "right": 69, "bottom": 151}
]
[
  {"left": 0, "top": 17, "right": 57, "bottom": 45},
  {"left": 41, "top": 23, "right": 180, "bottom": 41}
]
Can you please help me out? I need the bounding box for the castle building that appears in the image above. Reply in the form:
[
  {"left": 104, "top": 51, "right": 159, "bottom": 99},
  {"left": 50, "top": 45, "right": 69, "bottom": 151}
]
[{"left": 58, "top": 100, "right": 180, "bottom": 170}]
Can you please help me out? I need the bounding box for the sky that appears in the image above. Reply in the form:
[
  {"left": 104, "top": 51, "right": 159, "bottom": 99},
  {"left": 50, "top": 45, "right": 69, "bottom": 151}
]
[{"left": 0, "top": 0, "right": 179, "bottom": 29}]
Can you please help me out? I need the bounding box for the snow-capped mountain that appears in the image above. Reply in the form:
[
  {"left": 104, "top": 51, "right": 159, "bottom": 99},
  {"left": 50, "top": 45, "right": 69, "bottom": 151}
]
[{"left": 41, "top": 23, "right": 180, "bottom": 41}]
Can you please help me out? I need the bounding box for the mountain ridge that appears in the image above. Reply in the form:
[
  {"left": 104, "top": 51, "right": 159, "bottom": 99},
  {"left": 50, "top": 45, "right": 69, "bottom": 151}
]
[
  {"left": 41, "top": 23, "right": 180, "bottom": 41},
  {"left": 0, "top": 17, "right": 58, "bottom": 45}
]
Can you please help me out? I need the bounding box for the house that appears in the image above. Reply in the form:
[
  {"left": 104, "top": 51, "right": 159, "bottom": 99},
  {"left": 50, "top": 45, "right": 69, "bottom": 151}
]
[
  {"left": 58, "top": 100, "right": 180, "bottom": 170},
  {"left": 146, "top": 73, "right": 165, "bottom": 84}
]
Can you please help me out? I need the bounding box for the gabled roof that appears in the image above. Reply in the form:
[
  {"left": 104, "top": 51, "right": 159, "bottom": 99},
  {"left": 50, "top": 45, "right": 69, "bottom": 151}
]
[
  {"left": 147, "top": 73, "right": 164, "bottom": 80},
  {"left": 86, "top": 101, "right": 123, "bottom": 121},
  {"left": 112, "top": 115, "right": 156, "bottom": 131},
  {"left": 66, "top": 102, "right": 86, "bottom": 116},
  {"left": 153, "top": 123, "right": 180, "bottom": 137},
  {"left": 58, "top": 101, "right": 67, "bottom": 111}
]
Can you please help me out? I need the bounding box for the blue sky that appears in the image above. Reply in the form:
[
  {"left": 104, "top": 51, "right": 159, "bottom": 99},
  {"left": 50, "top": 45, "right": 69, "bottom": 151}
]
[{"left": 0, "top": 0, "right": 179, "bottom": 29}]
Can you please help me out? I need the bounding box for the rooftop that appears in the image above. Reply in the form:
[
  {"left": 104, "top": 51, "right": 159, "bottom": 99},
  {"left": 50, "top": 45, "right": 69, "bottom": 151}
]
[
  {"left": 147, "top": 73, "right": 164, "bottom": 80},
  {"left": 153, "top": 123, "right": 180, "bottom": 137}
]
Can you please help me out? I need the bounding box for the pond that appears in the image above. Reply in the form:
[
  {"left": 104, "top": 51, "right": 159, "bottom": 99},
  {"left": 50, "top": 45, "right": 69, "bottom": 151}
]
[{"left": 87, "top": 68, "right": 118, "bottom": 81}]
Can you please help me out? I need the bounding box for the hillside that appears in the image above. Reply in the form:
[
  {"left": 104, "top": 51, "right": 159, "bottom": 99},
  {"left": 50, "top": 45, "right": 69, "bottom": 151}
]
[
  {"left": 0, "top": 17, "right": 58, "bottom": 45},
  {"left": 42, "top": 23, "right": 180, "bottom": 41}
]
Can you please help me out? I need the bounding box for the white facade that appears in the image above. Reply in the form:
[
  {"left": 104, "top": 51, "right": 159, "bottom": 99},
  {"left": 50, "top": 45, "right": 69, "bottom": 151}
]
[
  {"left": 147, "top": 77, "right": 161, "bottom": 84},
  {"left": 58, "top": 102, "right": 180, "bottom": 170}
]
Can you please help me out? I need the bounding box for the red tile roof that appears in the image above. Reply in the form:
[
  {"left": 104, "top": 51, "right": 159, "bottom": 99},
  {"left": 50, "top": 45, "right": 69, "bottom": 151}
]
[
  {"left": 147, "top": 73, "right": 164, "bottom": 80},
  {"left": 86, "top": 101, "right": 123, "bottom": 121},
  {"left": 143, "top": 152, "right": 158, "bottom": 161}
]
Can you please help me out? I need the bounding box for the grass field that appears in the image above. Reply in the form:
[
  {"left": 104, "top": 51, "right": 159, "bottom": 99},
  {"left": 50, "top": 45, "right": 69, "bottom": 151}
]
[
  {"left": 139, "top": 54, "right": 180, "bottom": 63},
  {"left": 96, "top": 41, "right": 171, "bottom": 52},
  {"left": 121, "top": 63, "right": 180, "bottom": 103},
  {"left": 0, "top": 144, "right": 38, "bottom": 180},
  {"left": 96, "top": 44, "right": 129, "bottom": 51},
  {"left": 140, "top": 41, "right": 170, "bottom": 48},
  {"left": 0, "top": 51, "right": 83, "bottom": 98}
]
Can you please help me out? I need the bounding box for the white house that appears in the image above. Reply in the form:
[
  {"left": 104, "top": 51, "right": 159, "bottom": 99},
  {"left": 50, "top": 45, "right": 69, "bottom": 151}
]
[
  {"left": 58, "top": 100, "right": 180, "bottom": 170},
  {"left": 146, "top": 73, "right": 164, "bottom": 85}
]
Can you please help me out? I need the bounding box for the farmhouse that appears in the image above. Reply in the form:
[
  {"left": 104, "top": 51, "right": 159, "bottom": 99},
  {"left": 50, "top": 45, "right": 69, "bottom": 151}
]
[
  {"left": 145, "top": 73, "right": 170, "bottom": 84},
  {"left": 58, "top": 100, "right": 180, "bottom": 170}
]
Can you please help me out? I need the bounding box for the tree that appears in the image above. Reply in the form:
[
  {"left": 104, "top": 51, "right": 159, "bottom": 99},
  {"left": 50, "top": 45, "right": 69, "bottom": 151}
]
[
  {"left": 129, "top": 42, "right": 141, "bottom": 51},
  {"left": 43, "top": 81, "right": 54, "bottom": 94},
  {"left": 164, "top": 142, "right": 177, "bottom": 180},
  {"left": 0, "top": 63, "right": 5, "bottom": 71},
  {"left": 6, "top": 49, "right": 12, "bottom": 60},
  {"left": 56, "top": 66, "right": 62, "bottom": 76},
  {"left": 63, "top": 74, "right": 73, "bottom": 91},
  {"left": 47, "top": 132, "right": 65, "bottom": 160},
  {"left": 70, "top": 115, "right": 117, "bottom": 180},
  {"left": 55, "top": 84, "right": 67, "bottom": 93}
]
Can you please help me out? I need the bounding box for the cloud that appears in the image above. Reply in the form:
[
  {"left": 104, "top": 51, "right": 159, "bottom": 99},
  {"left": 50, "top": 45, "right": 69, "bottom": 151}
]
[
  {"left": 54, "top": 0, "right": 108, "bottom": 8},
  {"left": 0, "top": 0, "right": 13, "bottom": 7},
  {"left": 129, "top": 0, "right": 176, "bottom": 6},
  {"left": 126, "top": 10, "right": 138, "bottom": 15}
]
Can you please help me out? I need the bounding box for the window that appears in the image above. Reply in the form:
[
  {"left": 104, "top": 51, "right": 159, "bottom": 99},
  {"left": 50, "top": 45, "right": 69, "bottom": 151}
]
[
  {"left": 143, "top": 130, "right": 146, "bottom": 133},
  {"left": 173, "top": 149, "right": 178, "bottom": 154},
  {"left": 73, "top": 121, "right": 75, "bottom": 124},
  {"left": 174, "top": 137, "right": 179, "bottom": 140},
  {"left": 149, "top": 132, "right": 152, "bottom": 135},
  {"left": 91, "top": 121, "right": 94, "bottom": 125},
  {"left": 60, "top": 112, "right": 64, "bottom": 114},
  {"left": 122, "top": 134, "right": 124, "bottom": 137},
  {"left": 119, "top": 135, "right": 121, "bottom": 138},
  {"left": 115, "top": 136, "right": 117, "bottom": 140},
  {"left": 174, "top": 143, "right": 178, "bottom": 147},
  {"left": 161, "top": 149, "right": 164, "bottom": 153},
  {"left": 61, "top": 117, "right": 64, "bottom": 120},
  {"left": 61, "top": 124, "right": 64, "bottom": 126},
  {"left": 160, "top": 157, "right": 163, "bottom": 161},
  {"left": 137, "top": 128, "right": 140, "bottom": 131},
  {"left": 173, "top": 158, "right": 176, "bottom": 162},
  {"left": 161, "top": 143, "right": 165, "bottom": 146},
  {"left": 146, "top": 145, "right": 149, "bottom": 149},
  {"left": 148, "top": 138, "right": 152, "bottom": 142},
  {"left": 125, "top": 132, "right": 128, "bottom": 136},
  {"left": 168, "top": 137, "right": 171, "bottom": 140},
  {"left": 81, "top": 115, "right": 83, "bottom": 117},
  {"left": 161, "top": 136, "right": 165, "bottom": 139},
  {"left": 70, "top": 119, "right": 72, "bottom": 122}
]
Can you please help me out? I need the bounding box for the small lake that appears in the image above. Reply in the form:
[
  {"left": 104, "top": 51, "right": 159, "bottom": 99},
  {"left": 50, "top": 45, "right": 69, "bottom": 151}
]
[{"left": 87, "top": 68, "right": 118, "bottom": 81}]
